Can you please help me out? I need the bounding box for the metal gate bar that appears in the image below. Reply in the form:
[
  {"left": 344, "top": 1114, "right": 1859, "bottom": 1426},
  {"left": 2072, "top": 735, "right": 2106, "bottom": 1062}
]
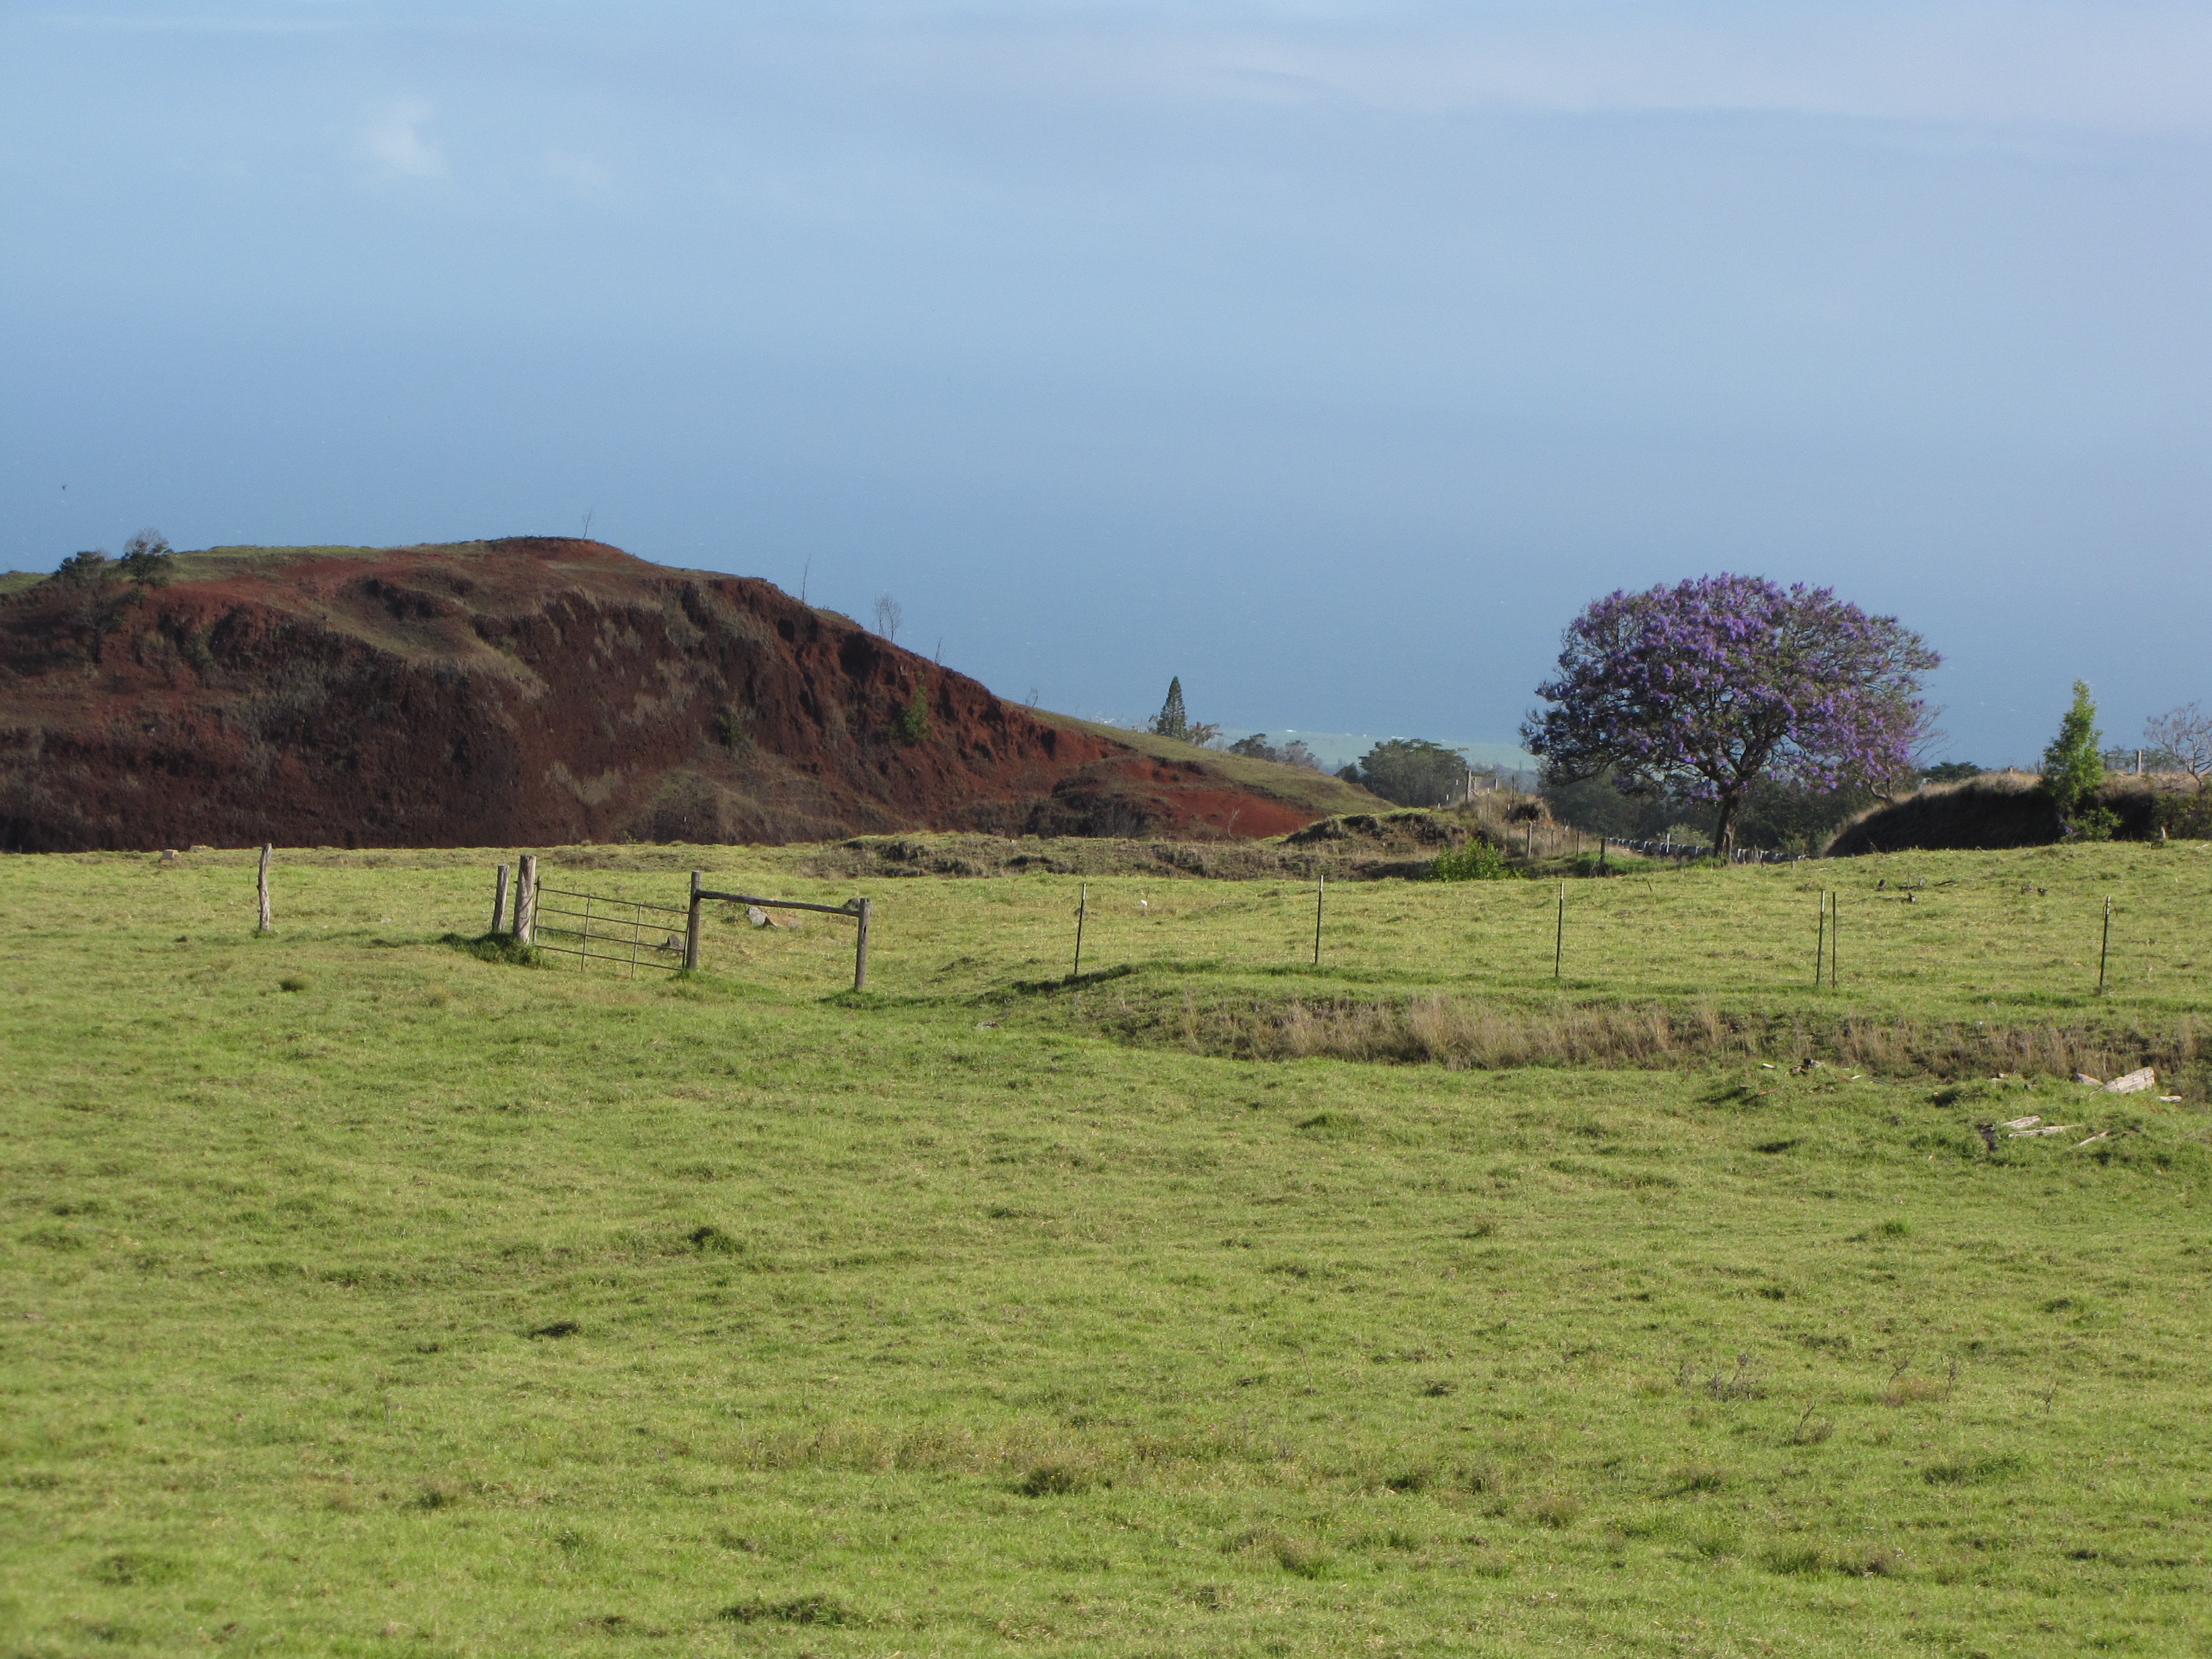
[{"left": 531, "top": 885, "right": 689, "bottom": 974}]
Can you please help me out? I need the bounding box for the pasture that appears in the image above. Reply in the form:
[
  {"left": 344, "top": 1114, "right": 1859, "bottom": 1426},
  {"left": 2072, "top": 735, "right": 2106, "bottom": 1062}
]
[{"left": 4, "top": 841, "right": 2210, "bottom": 1656}]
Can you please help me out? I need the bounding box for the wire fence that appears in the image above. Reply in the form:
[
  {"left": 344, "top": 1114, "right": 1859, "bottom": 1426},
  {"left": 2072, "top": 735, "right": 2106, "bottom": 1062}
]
[
  {"left": 529, "top": 884, "right": 689, "bottom": 975},
  {"left": 1504, "top": 820, "right": 1798, "bottom": 865}
]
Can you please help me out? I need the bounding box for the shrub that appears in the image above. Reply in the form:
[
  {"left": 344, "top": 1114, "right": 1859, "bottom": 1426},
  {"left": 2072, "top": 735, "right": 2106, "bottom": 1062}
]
[
  {"left": 2073, "top": 805, "right": 2119, "bottom": 842},
  {"left": 1432, "top": 839, "right": 1511, "bottom": 881},
  {"left": 2154, "top": 791, "right": 2212, "bottom": 839},
  {"left": 893, "top": 684, "right": 931, "bottom": 743},
  {"left": 119, "top": 529, "right": 175, "bottom": 587}
]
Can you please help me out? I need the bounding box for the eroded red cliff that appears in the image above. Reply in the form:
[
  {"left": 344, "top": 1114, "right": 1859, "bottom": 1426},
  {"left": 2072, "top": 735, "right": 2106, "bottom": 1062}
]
[{"left": 0, "top": 538, "right": 1330, "bottom": 852}]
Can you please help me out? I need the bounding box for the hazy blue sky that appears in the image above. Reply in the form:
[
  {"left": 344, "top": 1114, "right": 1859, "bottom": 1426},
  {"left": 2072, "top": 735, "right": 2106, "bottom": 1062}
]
[{"left": 5, "top": 2, "right": 2208, "bottom": 763}]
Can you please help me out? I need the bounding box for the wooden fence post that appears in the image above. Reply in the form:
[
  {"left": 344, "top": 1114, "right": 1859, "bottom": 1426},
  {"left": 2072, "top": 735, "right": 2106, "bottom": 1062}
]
[
  {"left": 853, "top": 897, "right": 872, "bottom": 992},
  {"left": 1814, "top": 891, "right": 1827, "bottom": 987},
  {"left": 515, "top": 855, "right": 537, "bottom": 945},
  {"left": 256, "top": 844, "right": 272, "bottom": 934},
  {"left": 685, "top": 871, "right": 703, "bottom": 971},
  {"left": 491, "top": 864, "right": 511, "bottom": 934}
]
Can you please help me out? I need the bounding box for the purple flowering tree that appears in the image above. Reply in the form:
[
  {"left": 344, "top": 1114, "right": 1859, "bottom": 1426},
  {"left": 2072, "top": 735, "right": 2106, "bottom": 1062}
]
[{"left": 1523, "top": 575, "right": 1939, "bottom": 858}]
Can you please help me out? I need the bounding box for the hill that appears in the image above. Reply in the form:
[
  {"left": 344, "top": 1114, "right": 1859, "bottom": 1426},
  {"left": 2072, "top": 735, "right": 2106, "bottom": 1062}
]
[{"left": 0, "top": 538, "right": 1375, "bottom": 851}]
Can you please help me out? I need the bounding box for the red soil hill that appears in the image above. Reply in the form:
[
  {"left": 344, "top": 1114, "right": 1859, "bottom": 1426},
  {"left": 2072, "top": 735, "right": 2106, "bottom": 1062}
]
[{"left": 0, "top": 538, "right": 1332, "bottom": 853}]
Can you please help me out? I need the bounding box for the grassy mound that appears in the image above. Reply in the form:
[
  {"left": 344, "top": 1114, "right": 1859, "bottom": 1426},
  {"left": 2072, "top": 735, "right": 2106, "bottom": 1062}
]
[{"left": 1828, "top": 772, "right": 2187, "bottom": 855}]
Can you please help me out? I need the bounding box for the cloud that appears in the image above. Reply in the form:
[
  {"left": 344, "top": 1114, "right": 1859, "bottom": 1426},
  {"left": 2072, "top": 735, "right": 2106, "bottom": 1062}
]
[
  {"left": 358, "top": 97, "right": 444, "bottom": 179},
  {"left": 1150, "top": 7, "right": 2212, "bottom": 135}
]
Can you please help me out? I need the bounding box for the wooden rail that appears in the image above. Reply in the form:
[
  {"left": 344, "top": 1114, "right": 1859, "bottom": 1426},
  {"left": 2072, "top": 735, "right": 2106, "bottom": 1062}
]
[{"left": 686, "top": 872, "right": 873, "bottom": 991}]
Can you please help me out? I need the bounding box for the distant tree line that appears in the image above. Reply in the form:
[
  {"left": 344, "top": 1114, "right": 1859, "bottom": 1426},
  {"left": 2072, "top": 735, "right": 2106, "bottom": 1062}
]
[{"left": 1226, "top": 732, "right": 1323, "bottom": 772}]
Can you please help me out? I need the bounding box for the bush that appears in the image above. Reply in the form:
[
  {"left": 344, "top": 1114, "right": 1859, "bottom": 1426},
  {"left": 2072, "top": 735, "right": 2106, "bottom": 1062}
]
[
  {"left": 1433, "top": 840, "right": 1512, "bottom": 881},
  {"left": 2071, "top": 805, "right": 2119, "bottom": 842},
  {"left": 893, "top": 684, "right": 931, "bottom": 743},
  {"left": 2154, "top": 791, "right": 2212, "bottom": 840},
  {"left": 119, "top": 529, "right": 175, "bottom": 587}
]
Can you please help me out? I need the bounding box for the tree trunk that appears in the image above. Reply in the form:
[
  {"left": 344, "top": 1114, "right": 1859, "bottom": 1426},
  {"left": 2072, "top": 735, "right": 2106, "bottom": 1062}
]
[{"left": 1713, "top": 789, "right": 1741, "bottom": 860}]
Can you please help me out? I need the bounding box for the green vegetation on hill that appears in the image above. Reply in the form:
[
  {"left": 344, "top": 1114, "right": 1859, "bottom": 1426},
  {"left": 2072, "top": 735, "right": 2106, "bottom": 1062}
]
[
  {"left": 1037, "top": 712, "right": 1384, "bottom": 819},
  {"left": 4, "top": 843, "right": 2210, "bottom": 1656}
]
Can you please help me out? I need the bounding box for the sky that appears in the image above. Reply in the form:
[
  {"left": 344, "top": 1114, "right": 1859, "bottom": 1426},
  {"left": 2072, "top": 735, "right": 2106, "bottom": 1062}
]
[{"left": 4, "top": 2, "right": 2208, "bottom": 766}]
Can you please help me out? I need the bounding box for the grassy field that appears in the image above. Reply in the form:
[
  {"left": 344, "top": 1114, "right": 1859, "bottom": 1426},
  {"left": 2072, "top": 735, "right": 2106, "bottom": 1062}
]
[{"left": 5, "top": 843, "right": 2211, "bottom": 1657}]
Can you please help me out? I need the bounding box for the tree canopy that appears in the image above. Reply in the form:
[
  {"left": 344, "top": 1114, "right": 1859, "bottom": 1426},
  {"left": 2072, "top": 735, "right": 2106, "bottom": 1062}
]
[
  {"left": 1522, "top": 574, "right": 1937, "bottom": 857},
  {"left": 1341, "top": 738, "right": 1467, "bottom": 808}
]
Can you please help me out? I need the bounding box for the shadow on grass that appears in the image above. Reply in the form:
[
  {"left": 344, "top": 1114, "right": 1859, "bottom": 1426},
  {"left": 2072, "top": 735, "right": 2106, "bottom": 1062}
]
[
  {"left": 1007, "top": 964, "right": 1139, "bottom": 996},
  {"left": 440, "top": 931, "right": 542, "bottom": 967}
]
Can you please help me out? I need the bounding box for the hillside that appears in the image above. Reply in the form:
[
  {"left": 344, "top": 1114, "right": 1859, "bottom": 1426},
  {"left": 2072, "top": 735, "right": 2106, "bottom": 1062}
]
[{"left": 0, "top": 538, "right": 1368, "bottom": 852}]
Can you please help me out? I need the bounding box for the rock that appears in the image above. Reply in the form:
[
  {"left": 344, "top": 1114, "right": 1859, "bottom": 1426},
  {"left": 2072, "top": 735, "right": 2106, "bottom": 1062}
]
[{"left": 2104, "top": 1067, "right": 2156, "bottom": 1094}]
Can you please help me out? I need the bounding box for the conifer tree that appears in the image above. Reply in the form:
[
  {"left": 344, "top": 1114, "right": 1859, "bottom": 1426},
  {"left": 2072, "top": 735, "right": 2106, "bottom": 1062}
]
[
  {"left": 1150, "top": 677, "right": 1190, "bottom": 743},
  {"left": 2041, "top": 680, "right": 2105, "bottom": 823}
]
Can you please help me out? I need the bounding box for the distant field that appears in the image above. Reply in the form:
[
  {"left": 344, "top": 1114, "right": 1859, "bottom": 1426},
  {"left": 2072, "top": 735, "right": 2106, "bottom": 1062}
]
[{"left": 4, "top": 843, "right": 2210, "bottom": 1656}]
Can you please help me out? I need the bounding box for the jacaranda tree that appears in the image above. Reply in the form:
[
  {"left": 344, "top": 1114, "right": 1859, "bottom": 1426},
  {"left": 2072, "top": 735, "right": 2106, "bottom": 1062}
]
[{"left": 1523, "top": 575, "right": 1939, "bottom": 859}]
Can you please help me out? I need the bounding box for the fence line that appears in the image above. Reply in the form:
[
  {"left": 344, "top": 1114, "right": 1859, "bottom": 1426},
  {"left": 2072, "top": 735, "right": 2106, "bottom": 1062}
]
[{"left": 1505, "top": 822, "right": 1799, "bottom": 865}]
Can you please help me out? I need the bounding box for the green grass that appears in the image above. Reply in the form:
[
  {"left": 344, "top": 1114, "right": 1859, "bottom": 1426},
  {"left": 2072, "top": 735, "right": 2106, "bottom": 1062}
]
[{"left": 4, "top": 844, "right": 2211, "bottom": 1656}]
